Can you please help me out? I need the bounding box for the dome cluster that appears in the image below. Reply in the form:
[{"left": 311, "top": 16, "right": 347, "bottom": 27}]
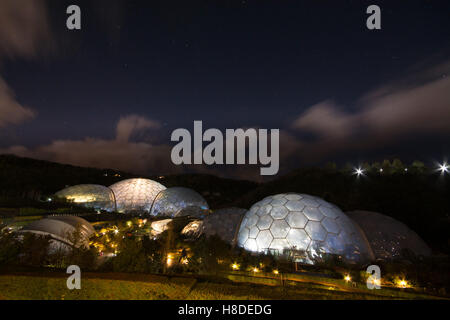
[
  {"left": 55, "top": 179, "right": 208, "bottom": 217},
  {"left": 54, "top": 179, "right": 431, "bottom": 266}
]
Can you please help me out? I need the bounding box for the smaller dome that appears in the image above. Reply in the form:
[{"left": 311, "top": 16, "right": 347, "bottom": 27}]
[
  {"left": 150, "top": 187, "right": 209, "bottom": 218},
  {"left": 109, "top": 178, "right": 166, "bottom": 213},
  {"left": 202, "top": 207, "right": 247, "bottom": 244},
  {"left": 18, "top": 216, "right": 94, "bottom": 251},
  {"left": 55, "top": 184, "right": 116, "bottom": 212},
  {"left": 50, "top": 215, "right": 95, "bottom": 238},
  {"left": 347, "top": 210, "right": 432, "bottom": 260}
]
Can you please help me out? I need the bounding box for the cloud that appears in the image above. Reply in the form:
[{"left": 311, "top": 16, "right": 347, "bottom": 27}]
[
  {"left": 0, "top": 0, "right": 53, "bottom": 58},
  {"left": 116, "top": 114, "right": 161, "bottom": 142},
  {"left": 0, "top": 115, "right": 179, "bottom": 175},
  {"left": 0, "top": 0, "right": 52, "bottom": 128},
  {"left": 0, "top": 77, "right": 35, "bottom": 127},
  {"left": 292, "top": 100, "right": 357, "bottom": 139},
  {"left": 291, "top": 59, "right": 450, "bottom": 158}
]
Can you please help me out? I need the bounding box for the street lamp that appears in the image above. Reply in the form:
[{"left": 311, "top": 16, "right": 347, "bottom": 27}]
[
  {"left": 438, "top": 162, "right": 449, "bottom": 174},
  {"left": 354, "top": 167, "right": 364, "bottom": 177}
]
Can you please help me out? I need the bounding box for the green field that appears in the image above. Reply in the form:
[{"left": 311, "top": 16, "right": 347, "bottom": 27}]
[{"left": 0, "top": 272, "right": 444, "bottom": 300}]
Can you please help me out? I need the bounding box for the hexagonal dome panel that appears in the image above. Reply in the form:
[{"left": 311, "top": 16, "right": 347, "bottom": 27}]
[
  {"left": 256, "top": 229, "right": 273, "bottom": 250},
  {"left": 236, "top": 193, "right": 374, "bottom": 265},
  {"left": 286, "top": 211, "right": 308, "bottom": 228},
  {"left": 270, "top": 219, "right": 290, "bottom": 238},
  {"left": 270, "top": 206, "right": 289, "bottom": 219},
  {"left": 303, "top": 207, "right": 323, "bottom": 221},
  {"left": 287, "top": 229, "right": 310, "bottom": 251},
  {"left": 305, "top": 221, "right": 327, "bottom": 241},
  {"left": 257, "top": 214, "right": 273, "bottom": 230}
]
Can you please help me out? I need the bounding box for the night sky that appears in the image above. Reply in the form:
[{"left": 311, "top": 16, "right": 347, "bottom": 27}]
[{"left": 0, "top": 0, "right": 449, "bottom": 180}]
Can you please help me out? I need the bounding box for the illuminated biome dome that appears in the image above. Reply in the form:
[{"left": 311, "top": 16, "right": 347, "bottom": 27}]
[
  {"left": 237, "top": 193, "right": 374, "bottom": 265},
  {"left": 347, "top": 210, "right": 432, "bottom": 260},
  {"left": 109, "top": 178, "right": 166, "bottom": 213},
  {"left": 150, "top": 187, "right": 209, "bottom": 218},
  {"left": 202, "top": 207, "right": 247, "bottom": 244},
  {"left": 18, "top": 216, "right": 94, "bottom": 252},
  {"left": 55, "top": 184, "right": 116, "bottom": 212}
]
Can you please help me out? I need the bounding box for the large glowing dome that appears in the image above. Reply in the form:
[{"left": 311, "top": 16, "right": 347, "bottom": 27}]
[
  {"left": 237, "top": 193, "right": 374, "bottom": 265},
  {"left": 347, "top": 210, "right": 432, "bottom": 260},
  {"left": 109, "top": 178, "right": 166, "bottom": 213},
  {"left": 55, "top": 184, "right": 116, "bottom": 212},
  {"left": 150, "top": 187, "right": 209, "bottom": 218}
]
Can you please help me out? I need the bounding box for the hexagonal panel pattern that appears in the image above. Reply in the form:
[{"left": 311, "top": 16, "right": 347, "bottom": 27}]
[
  {"left": 150, "top": 187, "right": 209, "bottom": 218},
  {"left": 109, "top": 178, "right": 166, "bottom": 213},
  {"left": 236, "top": 193, "right": 374, "bottom": 265}
]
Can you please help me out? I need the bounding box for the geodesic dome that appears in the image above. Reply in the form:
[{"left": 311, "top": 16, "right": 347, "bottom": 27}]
[
  {"left": 347, "top": 210, "right": 431, "bottom": 260},
  {"left": 150, "top": 187, "right": 209, "bottom": 218},
  {"left": 237, "top": 193, "right": 374, "bottom": 265},
  {"left": 55, "top": 184, "right": 116, "bottom": 212},
  {"left": 109, "top": 178, "right": 166, "bottom": 213},
  {"left": 202, "top": 207, "right": 247, "bottom": 244},
  {"left": 18, "top": 216, "right": 94, "bottom": 251}
]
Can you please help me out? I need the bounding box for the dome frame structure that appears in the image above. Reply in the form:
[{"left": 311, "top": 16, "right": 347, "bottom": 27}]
[
  {"left": 18, "top": 216, "right": 95, "bottom": 251},
  {"left": 347, "top": 210, "right": 431, "bottom": 260},
  {"left": 150, "top": 187, "right": 209, "bottom": 218},
  {"left": 237, "top": 193, "right": 374, "bottom": 265},
  {"left": 109, "top": 178, "right": 166, "bottom": 213}
]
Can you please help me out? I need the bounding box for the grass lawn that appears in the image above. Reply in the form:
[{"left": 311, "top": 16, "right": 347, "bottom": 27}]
[{"left": 0, "top": 272, "right": 445, "bottom": 300}]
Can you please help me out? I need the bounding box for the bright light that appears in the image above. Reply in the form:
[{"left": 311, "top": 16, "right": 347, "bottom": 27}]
[
  {"left": 397, "top": 279, "right": 409, "bottom": 288},
  {"left": 370, "top": 278, "right": 381, "bottom": 287},
  {"left": 231, "top": 263, "right": 239, "bottom": 270},
  {"left": 167, "top": 254, "right": 173, "bottom": 267},
  {"left": 379, "top": 168, "right": 383, "bottom": 173},
  {"left": 354, "top": 167, "right": 364, "bottom": 176},
  {"left": 252, "top": 267, "right": 259, "bottom": 273},
  {"left": 114, "top": 229, "right": 119, "bottom": 234},
  {"left": 439, "top": 162, "right": 449, "bottom": 174},
  {"left": 344, "top": 275, "right": 351, "bottom": 282},
  {"left": 273, "top": 269, "right": 279, "bottom": 275}
]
